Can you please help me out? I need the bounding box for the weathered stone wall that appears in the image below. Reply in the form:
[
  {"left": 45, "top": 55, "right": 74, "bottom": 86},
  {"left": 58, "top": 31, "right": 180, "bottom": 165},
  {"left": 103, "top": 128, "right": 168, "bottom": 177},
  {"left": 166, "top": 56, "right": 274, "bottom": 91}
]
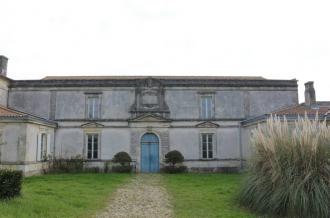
[
  {"left": 0, "top": 123, "right": 26, "bottom": 163},
  {"left": 169, "top": 123, "right": 241, "bottom": 160},
  {"left": 8, "top": 86, "right": 298, "bottom": 120},
  {"left": 8, "top": 91, "right": 51, "bottom": 119},
  {"left": 0, "top": 78, "right": 9, "bottom": 106},
  {"left": 0, "top": 122, "right": 55, "bottom": 175},
  {"left": 166, "top": 87, "right": 298, "bottom": 119}
]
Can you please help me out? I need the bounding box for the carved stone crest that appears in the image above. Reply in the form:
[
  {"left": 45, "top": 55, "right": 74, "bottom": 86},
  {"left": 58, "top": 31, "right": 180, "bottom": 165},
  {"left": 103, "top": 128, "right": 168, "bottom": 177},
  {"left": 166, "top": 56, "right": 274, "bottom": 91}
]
[{"left": 130, "top": 77, "right": 170, "bottom": 119}]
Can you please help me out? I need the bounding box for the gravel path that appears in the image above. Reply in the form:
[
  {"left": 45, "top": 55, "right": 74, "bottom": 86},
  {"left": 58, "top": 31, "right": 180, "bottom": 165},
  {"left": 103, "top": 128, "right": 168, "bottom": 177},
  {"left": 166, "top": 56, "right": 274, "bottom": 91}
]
[{"left": 95, "top": 174, "right": 173, "bottom": 218}]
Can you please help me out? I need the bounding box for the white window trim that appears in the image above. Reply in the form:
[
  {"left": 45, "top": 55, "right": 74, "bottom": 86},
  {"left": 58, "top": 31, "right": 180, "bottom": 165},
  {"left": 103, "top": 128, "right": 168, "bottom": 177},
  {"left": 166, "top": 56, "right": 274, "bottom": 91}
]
[
  {"left": 86, "top": 94, "right": 101, "bottom": 120},
  {"left": 85, "top": 133, "right": 100, "bottom": 160},
  {"left": 200, "top": 133, "right": 216, "bottom": 160},
  {"left": 199, "top": 94, "right": 215, "bottom": 119}
]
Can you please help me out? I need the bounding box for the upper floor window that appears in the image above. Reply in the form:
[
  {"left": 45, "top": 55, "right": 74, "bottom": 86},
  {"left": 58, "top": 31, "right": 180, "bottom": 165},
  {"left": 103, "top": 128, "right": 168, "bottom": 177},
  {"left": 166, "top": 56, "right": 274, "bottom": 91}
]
[
  {"left": 86, "top": 133, "right": 99, "bottom": 160},
  {"left": 201, "top": 133, "right": 214, "bottom": 159},
  {"left": 200, "top": 95, "right": 214, "bottom": 119},
  {"left": 86, "top": 95, "right": 100, "bottom": 119}
]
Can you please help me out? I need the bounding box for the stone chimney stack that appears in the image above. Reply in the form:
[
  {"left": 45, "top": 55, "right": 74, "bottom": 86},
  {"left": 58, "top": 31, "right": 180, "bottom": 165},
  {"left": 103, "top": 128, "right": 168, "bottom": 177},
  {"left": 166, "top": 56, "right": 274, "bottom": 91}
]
[
  {"left": 0, "top": 55, "right": 8, "bottom": 76},
  {"left": 304, "top": 81, "right": 316, "bottom": 106}
]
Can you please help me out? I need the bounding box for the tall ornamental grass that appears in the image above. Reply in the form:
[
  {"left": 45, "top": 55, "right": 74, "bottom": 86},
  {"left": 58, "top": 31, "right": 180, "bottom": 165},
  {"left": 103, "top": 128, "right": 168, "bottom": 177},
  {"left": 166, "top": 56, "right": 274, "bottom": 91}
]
[{"left": 239, "top": 116, "right": 330, "bottom": 218}]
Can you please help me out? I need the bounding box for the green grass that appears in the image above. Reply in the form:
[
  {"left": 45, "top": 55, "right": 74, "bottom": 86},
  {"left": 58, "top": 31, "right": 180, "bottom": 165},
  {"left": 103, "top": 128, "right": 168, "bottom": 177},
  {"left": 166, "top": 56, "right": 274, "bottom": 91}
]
[
  {"left": 0, "top": 173, "right": 131, "bottom": 218},
  {"left": 164, "top": 173, "right": 256, "bottom": 218}
]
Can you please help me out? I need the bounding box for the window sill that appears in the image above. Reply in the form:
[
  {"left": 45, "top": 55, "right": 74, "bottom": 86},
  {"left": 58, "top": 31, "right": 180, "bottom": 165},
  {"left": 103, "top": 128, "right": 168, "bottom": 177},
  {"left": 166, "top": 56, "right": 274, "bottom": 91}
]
[{"left": 199, "top": 158, "right": 216, "bottom": 161}]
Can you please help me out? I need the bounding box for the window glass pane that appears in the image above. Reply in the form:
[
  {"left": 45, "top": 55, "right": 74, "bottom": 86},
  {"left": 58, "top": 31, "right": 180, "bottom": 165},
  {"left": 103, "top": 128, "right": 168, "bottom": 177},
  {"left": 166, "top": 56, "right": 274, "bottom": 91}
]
[
  {"left": 87, "top": 150, "right": 92, "bottom": 159},
  {"left": 93, "top": 150, "right": 98, "bottom": 159},
  {"left": 94, "top": 98, "right": 99, "bottom": 118},
  {"left": 88, "top": 98, "right": 93, "bottom": 118},
  {"left": 208, "top": 150, "right": 213, "bottom": 158},
  {"left": 201, "top": 96, "right": 212, "bottom": 119},
  {"left": 208, "top": 134, "right": 213, "bottom": 143},
  {"left": 206, "top": 97, "right": 212, "bottom": 118},
  {"left": 87, "top": 96, "right": 100, "bottom": 119},
  {"left": 202, "top": 151, "right": 207, "bottom": 158},
  {"left": 202, "top": 98, "right": 206, "bottom": 118},
  {"left": 202, "top": 142, "right": 207, "bottom": 151},
  {"left": 202, "top": 134, "right": 207, "bottom": 143},
  {"left": 94, "top": 135, "right": 98, "bottom": 143}
]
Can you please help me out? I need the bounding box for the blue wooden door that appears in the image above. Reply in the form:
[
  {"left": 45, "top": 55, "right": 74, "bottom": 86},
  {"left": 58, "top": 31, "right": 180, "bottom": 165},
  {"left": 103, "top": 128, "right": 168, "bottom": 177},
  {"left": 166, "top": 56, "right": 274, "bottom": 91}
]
[{"left": 141, "top": 133, "right": 159, "bottom": 173}]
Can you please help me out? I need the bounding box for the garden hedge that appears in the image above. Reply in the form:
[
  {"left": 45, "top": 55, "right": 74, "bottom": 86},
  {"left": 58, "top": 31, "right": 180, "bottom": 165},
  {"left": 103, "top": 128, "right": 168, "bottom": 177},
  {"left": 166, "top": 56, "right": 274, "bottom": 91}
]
[{"left": 0, "top": 170, "right": 23, "bottom": 200}]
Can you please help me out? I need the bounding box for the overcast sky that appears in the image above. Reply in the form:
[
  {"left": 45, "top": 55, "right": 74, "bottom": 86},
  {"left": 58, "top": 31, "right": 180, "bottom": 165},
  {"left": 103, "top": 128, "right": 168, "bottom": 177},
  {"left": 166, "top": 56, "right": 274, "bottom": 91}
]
[{"left": 1, "top": 0, "right": 329, "bottom": 102}]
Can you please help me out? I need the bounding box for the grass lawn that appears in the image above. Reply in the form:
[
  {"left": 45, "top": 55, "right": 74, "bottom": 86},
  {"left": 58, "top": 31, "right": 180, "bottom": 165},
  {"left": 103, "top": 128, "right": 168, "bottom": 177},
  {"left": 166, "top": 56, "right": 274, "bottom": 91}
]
[
  {"left": 0, "top": 173, "right": 131, "bottom": 218},
  {"left": 164, "top": 173, "right": 256, "bottom": 218}
]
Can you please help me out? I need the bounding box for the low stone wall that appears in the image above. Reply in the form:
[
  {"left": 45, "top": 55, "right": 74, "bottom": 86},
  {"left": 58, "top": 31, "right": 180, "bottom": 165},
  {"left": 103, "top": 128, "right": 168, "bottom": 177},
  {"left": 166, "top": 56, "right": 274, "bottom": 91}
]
[
  {"left": 183, "top": 159, "right": 243, "bottom": 172},
  {"left": 0, "top": 162, "right": 49, "bottom": 176}
]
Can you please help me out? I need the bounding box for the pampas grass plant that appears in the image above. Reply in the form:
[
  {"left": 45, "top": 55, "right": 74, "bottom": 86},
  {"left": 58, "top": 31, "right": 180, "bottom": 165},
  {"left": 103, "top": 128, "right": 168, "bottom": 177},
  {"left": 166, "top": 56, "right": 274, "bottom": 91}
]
[{"left": 239, "top": 116, "right": 330, "bottom": 218}]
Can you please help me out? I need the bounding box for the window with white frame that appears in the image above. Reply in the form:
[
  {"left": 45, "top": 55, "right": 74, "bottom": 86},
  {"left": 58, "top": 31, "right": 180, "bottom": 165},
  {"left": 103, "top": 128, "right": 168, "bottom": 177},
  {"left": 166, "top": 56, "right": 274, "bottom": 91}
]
[
  {"left": 86, "top": 95, "right": 100, "bottom": 119},
  {"left": 40, "top": 133, "right": 47, "bottom": 160},
  {"left": 201, "top": 133, "right": 214, "bottom": 159},
  {"left": 86, "top": 134, "right": 99, "bottom": 159},
  {"left": 200, "top": 95, "right": 213, "bottom": 119}
]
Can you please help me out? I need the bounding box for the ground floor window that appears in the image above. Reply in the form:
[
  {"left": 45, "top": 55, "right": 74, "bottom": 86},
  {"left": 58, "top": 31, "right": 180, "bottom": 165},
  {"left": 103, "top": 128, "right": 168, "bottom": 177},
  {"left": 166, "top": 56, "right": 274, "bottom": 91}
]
[
  {"left": 86, "top": 134, "right": 99, "bottom": 159},
  {"left": 40, "top": 133, "right": 47, "bottom": 160},
  {"left": 201, "top": 133, "right": 214, "bottom": 159}
]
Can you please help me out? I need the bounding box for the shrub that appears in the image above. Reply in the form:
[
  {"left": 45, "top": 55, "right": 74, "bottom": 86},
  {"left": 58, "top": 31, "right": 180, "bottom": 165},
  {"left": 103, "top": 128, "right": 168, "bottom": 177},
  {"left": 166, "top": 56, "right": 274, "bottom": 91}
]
[
  {"left": 238, "top": 116, "right": 330, "bottom": 218},
  {"left": 112, "top": 152, "right": 132, "bottom": 166},
  {"left": 112, "top": 152, "right": 132, "bottom": 173},
  {"left": 163, "top": 150, "right": 186, "bottom": 173},
  {"left": 164, "top": 150, "right": 184, "bottom": 166},
  {"left": 0, "top": 170, "right": 23, "bottom": 200},
  {"left": 48, "top": 155, "right": 84, "bottom": 173},
  {"left": 112, "top": 165, "right": 132, "bottom": 173},
  {"left": 162, "top": 165, "right": 187, "bottom": 173}
]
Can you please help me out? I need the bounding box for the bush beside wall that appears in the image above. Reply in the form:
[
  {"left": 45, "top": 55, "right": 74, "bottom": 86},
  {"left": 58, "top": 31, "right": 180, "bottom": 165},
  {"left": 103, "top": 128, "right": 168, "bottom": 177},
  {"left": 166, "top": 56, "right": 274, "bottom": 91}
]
[
  {"left": 163, "top": 150, "right": 186, "bottom": 173},
  {"left": 111, "top": 152, "right": 133, "bottom": 173},
  {"left": 0, "top": 170, "right": 23, "bottom": 200},
  {"left": 47, "top": 156, "right": 84, "bottom": 173}
]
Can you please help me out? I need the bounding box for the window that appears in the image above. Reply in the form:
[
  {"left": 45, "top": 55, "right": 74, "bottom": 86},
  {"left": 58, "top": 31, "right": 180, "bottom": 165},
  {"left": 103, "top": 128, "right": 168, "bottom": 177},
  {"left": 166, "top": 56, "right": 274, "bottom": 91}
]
[
  {"left": 200, "top": 95, "right": 213, "bottom": 119},
  {"left": 86, "top": 134, "right": 99, "bottom": 159},
  {"left": 201, "top": 133, "right": 214, "bottom": 159},
  {"left": 86, "top": 95, "right": 100, "bottom": 119},
  {"left": 40, "top": 133, "right": 47, "bottom": 160}
]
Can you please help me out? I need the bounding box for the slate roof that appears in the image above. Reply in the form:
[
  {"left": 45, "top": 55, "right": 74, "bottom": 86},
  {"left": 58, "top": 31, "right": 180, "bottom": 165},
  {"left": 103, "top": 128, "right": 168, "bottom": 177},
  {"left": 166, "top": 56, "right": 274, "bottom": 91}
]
[
  {"left": 0, "top": 106, "right": 26, "bottom": 117},
  {"left": 10, "top": 76, "right": 298, "bottom": 88},
  {"left": 242, "top": 102, "right": 330, "bottom": 126},
  {"left": 0, "top": 105, "right": 57, "bottom": 127},
  {"left": 272, "top": 102, "right": 330, "bottom": 116}
]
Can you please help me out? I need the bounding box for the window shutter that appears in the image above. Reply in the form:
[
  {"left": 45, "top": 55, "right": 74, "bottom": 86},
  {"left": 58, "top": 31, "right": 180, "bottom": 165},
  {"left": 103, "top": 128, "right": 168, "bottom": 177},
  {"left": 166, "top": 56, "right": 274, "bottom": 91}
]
[
  {"left": 47, "top": 134, "right": 51, "bottom": 157},
  {"left": 36, "top": 133, "right": 42, "bottom": 161},
  {"left": 213, "top": 133, "right": 217, "bottom": 158}
]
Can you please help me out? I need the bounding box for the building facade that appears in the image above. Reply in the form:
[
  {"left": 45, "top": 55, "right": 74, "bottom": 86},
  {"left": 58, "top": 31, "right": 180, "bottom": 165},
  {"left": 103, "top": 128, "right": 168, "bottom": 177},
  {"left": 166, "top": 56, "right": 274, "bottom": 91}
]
[{"left": 0, "top": 56, "right": 300, "bottom": 175}]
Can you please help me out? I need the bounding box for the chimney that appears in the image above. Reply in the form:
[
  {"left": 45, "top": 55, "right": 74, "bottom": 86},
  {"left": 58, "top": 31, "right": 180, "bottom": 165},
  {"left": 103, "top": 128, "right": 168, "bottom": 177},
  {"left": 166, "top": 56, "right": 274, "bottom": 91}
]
[
  {"left": 304, "top": 81, "right": 316, "bottom": 106},
  {"left": 0, "top": 55, "right": 8, "bottom": 76}
]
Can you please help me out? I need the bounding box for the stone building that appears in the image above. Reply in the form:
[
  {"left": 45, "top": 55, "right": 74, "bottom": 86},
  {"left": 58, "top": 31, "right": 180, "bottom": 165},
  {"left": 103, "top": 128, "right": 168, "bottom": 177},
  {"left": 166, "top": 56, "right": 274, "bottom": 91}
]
[{"left": 0, "top": 55, "right": 310, "bottom": 175}]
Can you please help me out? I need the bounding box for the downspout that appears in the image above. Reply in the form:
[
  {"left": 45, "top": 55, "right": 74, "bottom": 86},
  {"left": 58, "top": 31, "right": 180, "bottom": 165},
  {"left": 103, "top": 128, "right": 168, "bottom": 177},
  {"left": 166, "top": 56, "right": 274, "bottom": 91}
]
[{"left": 239, "top": 122, "right": 243, "bottom": 170}]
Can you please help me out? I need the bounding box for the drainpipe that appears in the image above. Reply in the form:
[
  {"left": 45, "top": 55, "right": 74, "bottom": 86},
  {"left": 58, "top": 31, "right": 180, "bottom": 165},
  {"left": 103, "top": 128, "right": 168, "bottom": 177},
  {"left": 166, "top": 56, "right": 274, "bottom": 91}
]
[{"left": 238, "top": 123, "right": 243, "bottom": 170}]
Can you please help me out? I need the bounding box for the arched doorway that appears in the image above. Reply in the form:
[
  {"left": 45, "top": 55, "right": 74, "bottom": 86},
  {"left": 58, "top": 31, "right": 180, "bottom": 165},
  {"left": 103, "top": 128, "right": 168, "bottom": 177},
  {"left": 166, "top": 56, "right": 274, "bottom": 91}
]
[{"left": 141, "top": 133, "right": 159, "bottom": 173}]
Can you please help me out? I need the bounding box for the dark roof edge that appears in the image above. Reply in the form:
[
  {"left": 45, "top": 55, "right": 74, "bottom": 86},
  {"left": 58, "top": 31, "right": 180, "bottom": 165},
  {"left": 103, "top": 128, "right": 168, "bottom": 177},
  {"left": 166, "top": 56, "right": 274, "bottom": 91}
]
[
  {"left": 9, "top": 78, "right": 298, "bottom": 88},
  {"left": 0, "top": 106, "right": 57, "bottom": 127},
  {"left": 241, "top": 113, "right": 329, "bottom": 126},
  {"left": 0, "top": 115, "right": 57, "bottom": 127}
]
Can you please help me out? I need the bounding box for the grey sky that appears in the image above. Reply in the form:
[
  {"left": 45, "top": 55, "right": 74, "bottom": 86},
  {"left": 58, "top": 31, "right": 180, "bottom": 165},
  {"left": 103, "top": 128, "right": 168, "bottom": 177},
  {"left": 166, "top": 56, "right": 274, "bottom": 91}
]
[{"left": 1, "top": 0, "right": 329, "bottom": 102}]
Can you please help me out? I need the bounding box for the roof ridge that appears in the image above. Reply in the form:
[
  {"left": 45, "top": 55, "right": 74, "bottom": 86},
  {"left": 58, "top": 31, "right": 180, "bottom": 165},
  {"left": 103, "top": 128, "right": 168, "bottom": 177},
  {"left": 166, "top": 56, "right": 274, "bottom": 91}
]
[{"left": 41, "top": 75, "right": 267, "bottom": 80}]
